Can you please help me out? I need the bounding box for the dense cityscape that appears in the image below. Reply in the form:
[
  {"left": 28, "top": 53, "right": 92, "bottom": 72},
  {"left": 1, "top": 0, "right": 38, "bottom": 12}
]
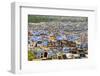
[{"left": 28, "top": 15, "right": 88, "bottom": 61}]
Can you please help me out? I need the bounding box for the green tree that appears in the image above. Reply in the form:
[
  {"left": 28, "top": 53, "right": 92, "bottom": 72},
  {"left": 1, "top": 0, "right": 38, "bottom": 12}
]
[{"left": 28, "top": 50, "right": 35, "bottom": 61}]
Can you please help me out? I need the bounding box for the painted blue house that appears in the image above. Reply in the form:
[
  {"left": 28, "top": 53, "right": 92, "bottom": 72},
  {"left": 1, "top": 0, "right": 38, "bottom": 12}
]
[{"left": 63, "top": 47, "right": 70, "bottom": 53}]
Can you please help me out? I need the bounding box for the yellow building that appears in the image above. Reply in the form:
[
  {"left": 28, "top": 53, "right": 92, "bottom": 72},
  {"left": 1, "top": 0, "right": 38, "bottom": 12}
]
[{"left": 49, "top": 36, "right": 56, "bottom": 41}]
